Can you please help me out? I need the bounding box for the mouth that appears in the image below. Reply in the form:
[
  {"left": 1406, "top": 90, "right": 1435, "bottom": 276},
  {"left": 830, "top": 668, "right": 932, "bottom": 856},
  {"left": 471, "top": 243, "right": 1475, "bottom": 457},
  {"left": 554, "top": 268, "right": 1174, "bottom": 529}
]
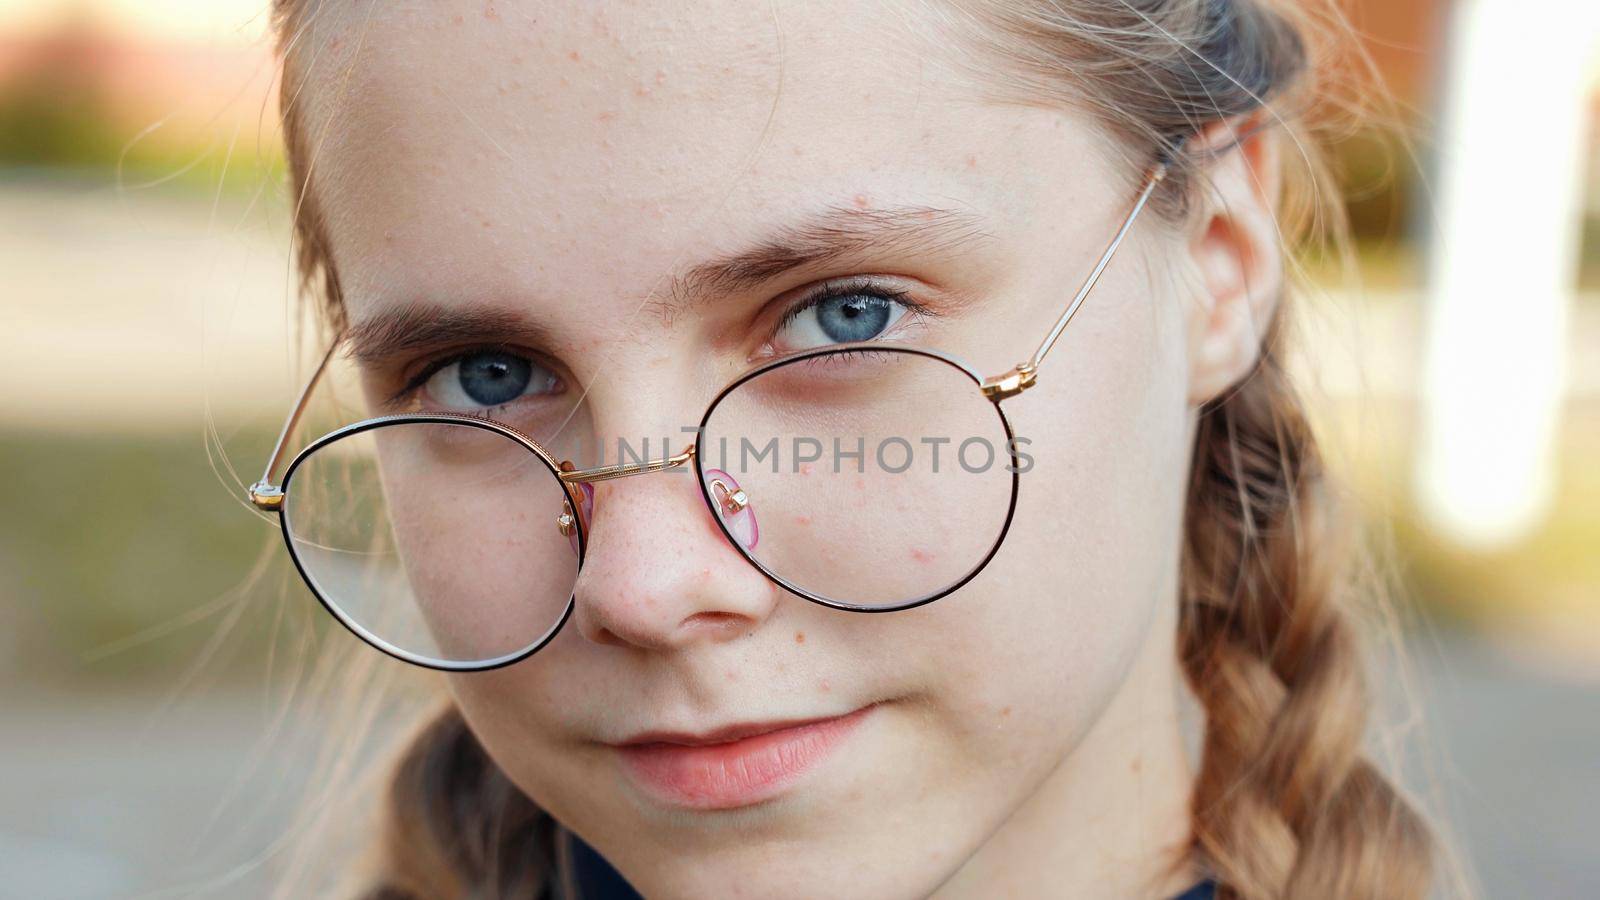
[{"left": 611, "top": 703, "right": 880, "bottom": 810}]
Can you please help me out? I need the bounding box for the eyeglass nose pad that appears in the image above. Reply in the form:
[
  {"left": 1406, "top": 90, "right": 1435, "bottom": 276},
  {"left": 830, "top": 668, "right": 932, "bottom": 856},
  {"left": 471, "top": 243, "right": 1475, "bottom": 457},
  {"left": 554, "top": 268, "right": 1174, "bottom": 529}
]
[
  {"left": 557, "top": 481, "right": 595, "bottom": 557},
  {"left": 702, "top": 468, "right": 758, "bottom": 551}
]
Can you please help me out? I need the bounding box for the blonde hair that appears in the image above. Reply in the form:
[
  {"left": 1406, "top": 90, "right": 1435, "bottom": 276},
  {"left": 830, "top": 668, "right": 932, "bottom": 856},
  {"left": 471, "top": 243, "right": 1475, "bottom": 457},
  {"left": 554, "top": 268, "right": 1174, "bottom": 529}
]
[{"left": 267, "top": 1, "right": 1437, "bottom": 897}]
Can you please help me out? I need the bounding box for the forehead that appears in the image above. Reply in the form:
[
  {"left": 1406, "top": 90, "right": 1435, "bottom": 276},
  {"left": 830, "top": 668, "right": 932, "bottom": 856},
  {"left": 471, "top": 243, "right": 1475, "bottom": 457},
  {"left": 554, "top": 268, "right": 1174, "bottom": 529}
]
[{"left": 292, "top": 0, "right": 1117, "bottom": 317}]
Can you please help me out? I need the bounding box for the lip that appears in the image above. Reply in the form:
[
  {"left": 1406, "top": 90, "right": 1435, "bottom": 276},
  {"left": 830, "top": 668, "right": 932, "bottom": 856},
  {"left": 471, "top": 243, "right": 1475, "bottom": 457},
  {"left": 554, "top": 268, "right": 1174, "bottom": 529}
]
[{"left": 612, "top": 703, "right": 877, "bottom": 810}]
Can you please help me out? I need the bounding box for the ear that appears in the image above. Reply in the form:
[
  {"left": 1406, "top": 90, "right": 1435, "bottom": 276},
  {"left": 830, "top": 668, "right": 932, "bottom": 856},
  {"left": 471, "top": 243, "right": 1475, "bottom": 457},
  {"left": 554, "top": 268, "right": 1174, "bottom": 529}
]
[{"left": 1180, "top": 110, "right": 1286, "bottom": 406}]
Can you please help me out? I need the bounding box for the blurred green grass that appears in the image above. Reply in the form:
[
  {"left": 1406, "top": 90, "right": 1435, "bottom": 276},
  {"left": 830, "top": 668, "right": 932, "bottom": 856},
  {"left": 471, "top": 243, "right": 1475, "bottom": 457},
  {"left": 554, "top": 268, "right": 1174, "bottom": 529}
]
[
  {"left": 1386, "top": 407, "right": 1600, "bottom": 628},
  {"left": 1323, "top": 396, "right": 1600, "bottom": 646},
  {"left": 0, "top": 427, "right": 318, "bottom": 685}
]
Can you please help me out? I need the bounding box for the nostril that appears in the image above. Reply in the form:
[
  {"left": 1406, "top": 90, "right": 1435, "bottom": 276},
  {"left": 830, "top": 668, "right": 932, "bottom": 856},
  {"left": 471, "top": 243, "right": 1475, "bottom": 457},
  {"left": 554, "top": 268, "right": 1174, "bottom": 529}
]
[
  {"left": 680, "top": 610, "right": 750, "bottom": 638},
  {"left": 686, "top": 611, "right": 739, "bottom": 624}
]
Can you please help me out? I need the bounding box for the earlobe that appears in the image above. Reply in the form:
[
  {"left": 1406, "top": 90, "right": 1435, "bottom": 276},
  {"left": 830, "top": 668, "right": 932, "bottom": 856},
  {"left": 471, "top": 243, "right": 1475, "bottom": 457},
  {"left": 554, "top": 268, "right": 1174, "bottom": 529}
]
[{"left": 1181, "top": 112, "right": 1286, "bottom": 406}]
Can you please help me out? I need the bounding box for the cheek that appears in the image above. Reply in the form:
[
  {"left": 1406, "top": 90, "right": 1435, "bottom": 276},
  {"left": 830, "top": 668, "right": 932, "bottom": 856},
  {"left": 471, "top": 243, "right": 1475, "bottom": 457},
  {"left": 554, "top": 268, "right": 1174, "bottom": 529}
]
[
  {"left": 906, "top": 273, "right": 1192, "bottom": 769},
  {"left": 375, "top": 436, "right": 581, "bottom": 664},
  {"left": 443, "top": 650, "right": 601, "bottom": 826}
]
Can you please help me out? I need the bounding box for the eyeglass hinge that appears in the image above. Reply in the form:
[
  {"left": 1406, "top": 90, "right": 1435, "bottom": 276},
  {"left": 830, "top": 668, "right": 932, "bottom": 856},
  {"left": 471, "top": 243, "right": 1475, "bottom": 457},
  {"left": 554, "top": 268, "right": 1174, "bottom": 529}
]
[
  {"left": 249, "top": 481, "right": 285, "bottom": 511},
  {"left": 980, "top": 362, "right": 1037, "bottom": 400}
]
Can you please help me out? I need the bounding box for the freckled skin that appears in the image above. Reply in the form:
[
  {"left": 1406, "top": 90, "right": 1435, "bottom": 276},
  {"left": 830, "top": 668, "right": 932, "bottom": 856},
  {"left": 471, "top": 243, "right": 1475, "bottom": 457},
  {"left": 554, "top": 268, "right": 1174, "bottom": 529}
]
[{"left": 301, "top": 1, "right": 1202, "bottom": 897}]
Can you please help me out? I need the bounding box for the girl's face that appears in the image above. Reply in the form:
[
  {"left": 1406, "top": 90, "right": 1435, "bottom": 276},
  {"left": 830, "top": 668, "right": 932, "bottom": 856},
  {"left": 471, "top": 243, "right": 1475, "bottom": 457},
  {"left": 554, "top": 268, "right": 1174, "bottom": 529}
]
[{"left": 301, "top": 1, "right": 1202, "bottom": 895}]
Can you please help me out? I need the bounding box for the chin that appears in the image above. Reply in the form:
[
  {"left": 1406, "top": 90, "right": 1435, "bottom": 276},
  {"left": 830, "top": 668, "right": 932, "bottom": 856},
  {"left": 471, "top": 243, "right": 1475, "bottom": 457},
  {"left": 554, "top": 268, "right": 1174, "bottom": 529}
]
[{"left": 622, "top": 835, "right": 949, "bottom": 900}]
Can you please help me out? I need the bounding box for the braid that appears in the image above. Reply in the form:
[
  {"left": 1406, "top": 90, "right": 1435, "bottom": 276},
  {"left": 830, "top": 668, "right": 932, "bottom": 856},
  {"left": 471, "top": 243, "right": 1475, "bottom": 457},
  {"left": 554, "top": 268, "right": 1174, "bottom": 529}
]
[{"left": 1178, "top": 307, "right": 1433, "bottom": 898}]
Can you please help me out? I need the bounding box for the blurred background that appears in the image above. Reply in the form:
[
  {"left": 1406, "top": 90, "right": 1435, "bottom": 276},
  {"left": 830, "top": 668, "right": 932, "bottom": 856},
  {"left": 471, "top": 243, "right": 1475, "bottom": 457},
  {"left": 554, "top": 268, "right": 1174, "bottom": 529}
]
[{"left": 0, "top": 0, "right": 1595, "bottom": 897}]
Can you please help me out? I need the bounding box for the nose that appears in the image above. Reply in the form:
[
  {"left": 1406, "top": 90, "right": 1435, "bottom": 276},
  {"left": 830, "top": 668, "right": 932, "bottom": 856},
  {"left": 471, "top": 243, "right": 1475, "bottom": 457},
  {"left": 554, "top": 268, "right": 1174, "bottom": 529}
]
[{"left": 569, "top": 463, "right": 780, "bottom": 651}]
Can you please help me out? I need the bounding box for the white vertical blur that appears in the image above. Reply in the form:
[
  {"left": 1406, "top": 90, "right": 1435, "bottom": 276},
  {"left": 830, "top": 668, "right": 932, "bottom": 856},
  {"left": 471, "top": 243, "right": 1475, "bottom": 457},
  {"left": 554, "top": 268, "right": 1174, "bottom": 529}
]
[{"left": 1417, "top": 0, "right": 1600, "bottom": 547}]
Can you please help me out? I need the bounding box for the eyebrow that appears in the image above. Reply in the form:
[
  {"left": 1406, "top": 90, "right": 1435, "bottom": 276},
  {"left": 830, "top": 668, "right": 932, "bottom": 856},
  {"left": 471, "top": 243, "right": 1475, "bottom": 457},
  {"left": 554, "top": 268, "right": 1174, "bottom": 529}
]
[
  {"left": 345, "top": 203, "right": 993, "bottom": 365},
  {"left": 346, "top": 305, "right": 553, "bottom": 367},
  {"left": 664, "top": 203, "right": 992, "bottom": 311}
]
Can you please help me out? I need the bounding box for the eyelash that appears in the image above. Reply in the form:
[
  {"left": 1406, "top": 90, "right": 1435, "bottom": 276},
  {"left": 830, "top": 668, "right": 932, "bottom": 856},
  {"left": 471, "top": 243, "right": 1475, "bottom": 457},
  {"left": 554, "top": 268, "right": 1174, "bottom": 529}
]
[
  {"left": 773, "top": 277, "right": 930, "bottom": 337},
  {"left": 385, "top": 343, "right": 537, "bottom": 411},
  {"left": 385, "top": 277, "right": 934, "bottom": 408}
]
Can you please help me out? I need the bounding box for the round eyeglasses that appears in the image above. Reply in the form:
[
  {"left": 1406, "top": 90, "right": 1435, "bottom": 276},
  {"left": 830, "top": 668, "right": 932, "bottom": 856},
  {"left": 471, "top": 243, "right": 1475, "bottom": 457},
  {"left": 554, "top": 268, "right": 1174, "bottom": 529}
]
[{"left": 247, "top": 160, "right": 1169, "bottom": 671}]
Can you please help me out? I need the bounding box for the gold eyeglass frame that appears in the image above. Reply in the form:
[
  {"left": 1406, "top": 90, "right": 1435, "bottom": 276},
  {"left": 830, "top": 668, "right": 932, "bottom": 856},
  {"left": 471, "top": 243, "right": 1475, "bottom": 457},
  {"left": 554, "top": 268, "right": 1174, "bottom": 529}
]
[{"left": 247, "top": 158, "right": 1171, "bottom": 671}]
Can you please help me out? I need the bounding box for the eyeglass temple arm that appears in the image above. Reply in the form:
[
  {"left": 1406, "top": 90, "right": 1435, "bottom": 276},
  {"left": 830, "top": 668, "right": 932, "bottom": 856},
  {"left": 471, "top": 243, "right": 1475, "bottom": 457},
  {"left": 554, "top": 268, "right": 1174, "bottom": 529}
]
[
  {"left": 249, "top": 338, "right": 342, "bottom": 510},
  {"left": 980, "top": 159, "right": 1171, "bottom": 401}
]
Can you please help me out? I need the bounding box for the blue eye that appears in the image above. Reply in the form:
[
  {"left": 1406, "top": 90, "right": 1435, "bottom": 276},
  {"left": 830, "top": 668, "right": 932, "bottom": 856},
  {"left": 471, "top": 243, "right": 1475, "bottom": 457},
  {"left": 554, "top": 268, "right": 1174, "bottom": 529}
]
[
  {"left": 774, "top": 286, "right": 912, "bottom": 351},
  {"left": 423, "top": 350, "right": 561, "bottom": 411}
]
